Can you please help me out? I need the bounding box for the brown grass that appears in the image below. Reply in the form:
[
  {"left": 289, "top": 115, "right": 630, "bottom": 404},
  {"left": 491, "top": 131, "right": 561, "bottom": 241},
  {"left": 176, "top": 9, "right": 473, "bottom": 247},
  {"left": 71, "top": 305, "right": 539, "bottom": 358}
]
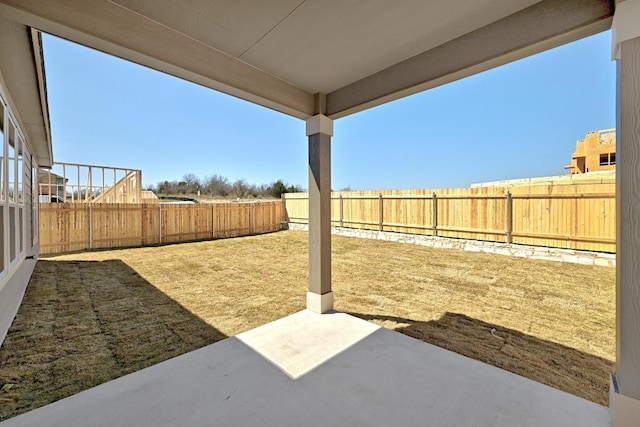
[{"left": 0, "top": 230, "right": 615, "bottom": 420}]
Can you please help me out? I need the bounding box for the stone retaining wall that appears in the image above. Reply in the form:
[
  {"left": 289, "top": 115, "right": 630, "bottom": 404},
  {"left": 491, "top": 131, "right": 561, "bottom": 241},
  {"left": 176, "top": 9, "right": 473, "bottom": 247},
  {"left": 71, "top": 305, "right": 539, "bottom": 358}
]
[{"left": 285, "top": 222, "right": 616, "bottom": 267}]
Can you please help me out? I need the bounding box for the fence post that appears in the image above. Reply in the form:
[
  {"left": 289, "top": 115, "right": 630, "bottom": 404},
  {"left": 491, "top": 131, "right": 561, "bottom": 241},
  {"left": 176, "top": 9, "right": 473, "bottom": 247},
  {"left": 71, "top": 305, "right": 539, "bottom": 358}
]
[
  {"left": 432, "top": 192, "right": 438, "bottom": 236},
  {"left": 251, "top": 203, "right": 256, "bottom": 234},
  {"left": 572, "top": 196, "right": 578, "bottom": 249},
  {"left": 378, "top": 193, "right": 383, "bottom": 231},
  {"left": 339, "top": 194, "right": 344, "bottom": 227},
  {"left": 281, "top": 193, "right": 286, "bottom": 229},
  {"left": 88, "top": 204, "right": 92, "bottom": 250},
  {"left": 211, "top": 203, "right": 216, "bottom": 239},
  {"left": 141, "top": 204, "right": 148, "bottom": 246},
  {"left": 506, "top": 191, "right": 513, "bottom": 244},
  {"left": 158, "top": 204, "right": 162, "bottom": 245}
]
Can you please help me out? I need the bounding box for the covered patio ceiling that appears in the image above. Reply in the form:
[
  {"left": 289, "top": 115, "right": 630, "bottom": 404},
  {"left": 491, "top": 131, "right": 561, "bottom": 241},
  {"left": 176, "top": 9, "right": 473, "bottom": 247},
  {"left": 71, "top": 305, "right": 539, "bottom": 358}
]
[{"left": 0, "top": 0, "right": 614, "bottom": 119}]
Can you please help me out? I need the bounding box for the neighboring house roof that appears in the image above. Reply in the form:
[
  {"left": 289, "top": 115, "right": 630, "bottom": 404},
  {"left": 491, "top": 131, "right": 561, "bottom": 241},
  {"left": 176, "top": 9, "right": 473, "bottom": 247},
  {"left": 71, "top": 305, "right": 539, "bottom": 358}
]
[{"left": 38, "top": 170, "right": 67, "bottom": 182}]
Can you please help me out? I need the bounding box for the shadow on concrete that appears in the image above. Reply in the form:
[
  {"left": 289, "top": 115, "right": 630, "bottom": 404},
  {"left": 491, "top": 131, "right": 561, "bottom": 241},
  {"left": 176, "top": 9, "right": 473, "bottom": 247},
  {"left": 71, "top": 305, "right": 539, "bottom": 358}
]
[
  {"left": 0, "top": 259, "right": 227, "bottom": 421},
  {"left": 347, "top": 311, "right": 614, "bottom": 406}
]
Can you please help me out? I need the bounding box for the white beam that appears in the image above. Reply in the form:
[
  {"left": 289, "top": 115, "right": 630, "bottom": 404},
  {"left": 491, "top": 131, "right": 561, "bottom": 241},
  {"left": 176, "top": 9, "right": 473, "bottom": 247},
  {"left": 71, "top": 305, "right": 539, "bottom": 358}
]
[
  {"left": 611, "top": 0, "right": 640, "bottom": 59},
  {"left": 30, "top": 29, "right": 52, "bottom": 167},
  {"left": 306, "top": 114, "right": 333, "bottom": 137}
]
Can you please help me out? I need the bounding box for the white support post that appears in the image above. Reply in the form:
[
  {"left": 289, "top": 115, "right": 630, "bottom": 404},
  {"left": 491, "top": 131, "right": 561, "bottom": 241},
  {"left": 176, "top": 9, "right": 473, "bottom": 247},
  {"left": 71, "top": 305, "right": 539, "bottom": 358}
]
[
  {"left": 306, "top": 114, "right": 333, "bottom": 313},
  {"left": 611, "top": 2, "right": 640, "bottom": 426}
]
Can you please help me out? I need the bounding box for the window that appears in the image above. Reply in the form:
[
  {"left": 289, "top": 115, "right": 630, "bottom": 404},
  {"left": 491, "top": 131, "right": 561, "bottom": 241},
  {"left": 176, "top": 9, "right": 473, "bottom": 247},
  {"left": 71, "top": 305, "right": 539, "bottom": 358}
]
[
  {"left": 18, "top": 207, "right": 23, "bottom": 255},
  {"left": 7, "top": 120, "right": 16, "bottom": 263},
  {"left": 0, "top": 90, "right": 33, "bottom": 273},
  {"left": 18, "top": 137, "right": 25, "bottom": 255},
  {"left": 600, "top": 152, "right": 616, "bottom": 166},
  {"left": 0, "top": 102, "right": 3, "bottom": 203},
  {"left": 32, "top": 158, "right": 38, "bottom": 245},
  {"left": 17, "top": 135, "right": 23, "bottom": 205},
  {"left": 9, "top": 206, "right": 15, "bottom": 262},
  {"left": 0, "top": 102, "right": 4, "bottom": 274},
  {"left": 7, "top": 120, "right": 15, "bottom": 202}
]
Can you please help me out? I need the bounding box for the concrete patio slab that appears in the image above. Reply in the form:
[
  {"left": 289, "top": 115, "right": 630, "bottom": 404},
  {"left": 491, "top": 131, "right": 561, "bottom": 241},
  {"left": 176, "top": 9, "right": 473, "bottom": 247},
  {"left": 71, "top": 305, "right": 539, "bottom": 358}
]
[
  {"left": 0, "top": 310, "right": 612, "bottom": 427},
  {"left": 237, "top": 310, "right": 379, "bottom": 379}
]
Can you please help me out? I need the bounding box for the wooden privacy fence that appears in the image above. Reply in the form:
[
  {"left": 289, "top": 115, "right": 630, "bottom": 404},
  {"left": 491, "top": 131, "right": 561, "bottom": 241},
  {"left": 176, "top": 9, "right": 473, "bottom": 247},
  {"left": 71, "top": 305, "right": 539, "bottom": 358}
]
[
  {"left": 39, "top": 201, "right": 283, "bottom": 255},
  {"left": 284, "top": 184, "right": 616, "bottom": 253}
]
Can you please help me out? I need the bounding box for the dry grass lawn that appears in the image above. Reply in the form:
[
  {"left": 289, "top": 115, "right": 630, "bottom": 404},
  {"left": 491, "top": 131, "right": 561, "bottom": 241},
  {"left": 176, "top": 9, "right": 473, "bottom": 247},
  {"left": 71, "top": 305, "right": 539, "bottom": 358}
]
[{"left": 0, "top": 230, "right": 615, "bottom": 420}]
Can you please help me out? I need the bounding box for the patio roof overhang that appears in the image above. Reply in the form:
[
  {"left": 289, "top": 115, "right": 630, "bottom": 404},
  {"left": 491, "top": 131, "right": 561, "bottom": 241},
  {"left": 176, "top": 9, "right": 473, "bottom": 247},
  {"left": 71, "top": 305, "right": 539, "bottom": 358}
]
[
  {"left": 0, "top": 0, "right": 614, "bottom": 120},
  {"left": 0, "top": 17, "right": 52, "bottom": 167}
]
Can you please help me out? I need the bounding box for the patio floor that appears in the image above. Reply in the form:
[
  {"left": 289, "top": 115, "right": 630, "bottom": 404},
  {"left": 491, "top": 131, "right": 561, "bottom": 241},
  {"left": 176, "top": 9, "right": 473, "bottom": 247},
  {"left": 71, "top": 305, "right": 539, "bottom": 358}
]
[{"left": 0, "top": 310, "right": 612, "bottom": 427}]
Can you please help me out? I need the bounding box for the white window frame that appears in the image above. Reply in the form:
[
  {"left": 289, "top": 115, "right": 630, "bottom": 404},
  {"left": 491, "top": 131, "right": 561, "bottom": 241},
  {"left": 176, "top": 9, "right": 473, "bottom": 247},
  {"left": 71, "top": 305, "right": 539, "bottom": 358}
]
[
  {"left": 6, "top": 116, "right": 18, "bottom": 269},
  {"left": 0, "top": 82, "right": 37, "bottom": 288},
  {"left": 0, "top": 95, "right": 7, "bottom": 284},
  {"left": 18, "top": 136, "right": 27, "bottom": 259},
  {"left": 32, "top": 157, "right": 38, "bottom": 246}
]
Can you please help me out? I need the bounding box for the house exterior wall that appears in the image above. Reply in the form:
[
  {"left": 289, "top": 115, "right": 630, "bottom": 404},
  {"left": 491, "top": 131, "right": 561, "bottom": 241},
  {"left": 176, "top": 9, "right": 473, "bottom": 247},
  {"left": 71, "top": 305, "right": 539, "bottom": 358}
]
[
  {"left": 0, "top": 88, "right": 40, "bottom": 344},
  {"left": 0, "top": 42, "right": 42, "bottom": 346},
  {"left": 565, "top": 129, "right": 616, "bottom": 174},
  {"left": 0, "top": 87, "right": 38, "bottom": 278}
]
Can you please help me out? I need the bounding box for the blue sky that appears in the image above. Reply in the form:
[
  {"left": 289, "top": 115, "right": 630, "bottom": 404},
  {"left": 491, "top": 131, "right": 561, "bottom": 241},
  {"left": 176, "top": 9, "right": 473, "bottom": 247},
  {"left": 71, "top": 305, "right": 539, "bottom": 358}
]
[{"left": 42, "top": 30, "right": 615, "bottom": 191}]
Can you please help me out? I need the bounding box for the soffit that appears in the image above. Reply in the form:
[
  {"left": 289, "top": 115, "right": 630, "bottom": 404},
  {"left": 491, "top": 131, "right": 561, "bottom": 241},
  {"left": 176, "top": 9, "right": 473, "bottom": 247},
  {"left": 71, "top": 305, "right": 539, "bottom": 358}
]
[
  {"left": 0, "top": 18, "right": 52, "bottom": 166},
  {"left": 112, "top": 0, "right": 541, "bottom": 94},
  {"left": 0, "top": 0, "right": 614, "bottom": 119}
]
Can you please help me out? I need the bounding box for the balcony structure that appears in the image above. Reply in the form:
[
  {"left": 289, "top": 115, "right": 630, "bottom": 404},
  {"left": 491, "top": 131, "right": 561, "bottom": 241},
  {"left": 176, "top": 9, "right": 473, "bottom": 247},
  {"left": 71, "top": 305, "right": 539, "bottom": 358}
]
[{"left": 38, "top": 162, "right": 142, "bottom": 204}]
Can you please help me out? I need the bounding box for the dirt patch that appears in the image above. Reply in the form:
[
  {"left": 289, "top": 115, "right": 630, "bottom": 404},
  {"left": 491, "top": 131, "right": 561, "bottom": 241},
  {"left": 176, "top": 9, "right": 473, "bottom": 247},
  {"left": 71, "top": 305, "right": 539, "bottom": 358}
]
[{"left": 0, "top": 230, "right": 615, "bottom": 420}]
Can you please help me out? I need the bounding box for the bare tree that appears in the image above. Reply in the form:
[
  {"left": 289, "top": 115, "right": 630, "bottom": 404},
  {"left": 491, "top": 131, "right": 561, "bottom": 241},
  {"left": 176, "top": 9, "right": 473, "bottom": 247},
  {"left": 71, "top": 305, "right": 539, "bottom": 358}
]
[
  {"left": 182, "top": 173, "right": 200, "bottom": 194},
  {"left": 204, "top": 174, "right": 231, "bottom": 197},
  {"left": 232, "top": 179, "right": 250, "bottom": 198}
]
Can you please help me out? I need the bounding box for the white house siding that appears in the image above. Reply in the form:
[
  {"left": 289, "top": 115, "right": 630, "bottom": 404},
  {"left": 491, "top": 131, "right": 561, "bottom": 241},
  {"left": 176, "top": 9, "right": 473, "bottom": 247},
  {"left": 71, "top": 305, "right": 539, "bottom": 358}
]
[{"left": 0, "top": 20, "right": 48, "bottom": 346}]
